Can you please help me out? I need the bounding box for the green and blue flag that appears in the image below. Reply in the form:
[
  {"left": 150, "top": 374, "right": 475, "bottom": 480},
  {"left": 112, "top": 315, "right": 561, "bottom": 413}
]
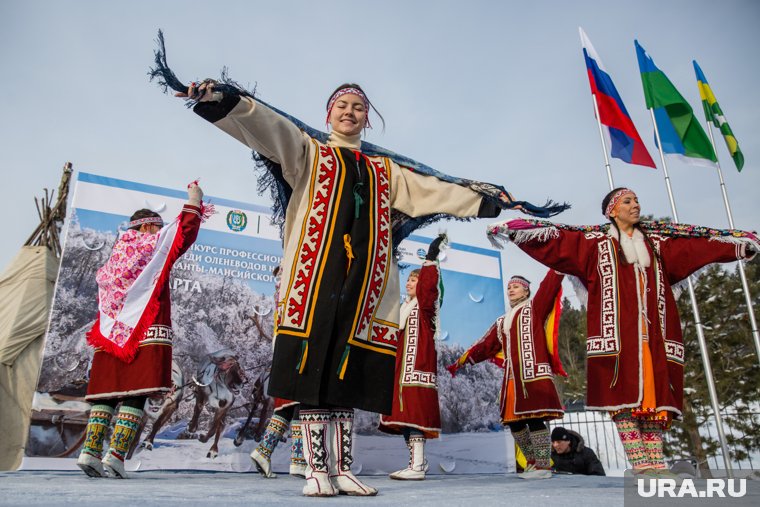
[{"left": 635, "top": 41, "right": 717, "bottom": 167}]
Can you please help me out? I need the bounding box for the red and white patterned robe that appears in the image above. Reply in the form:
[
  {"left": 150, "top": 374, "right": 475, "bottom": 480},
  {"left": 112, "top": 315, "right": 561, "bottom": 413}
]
[
  {"left": 499, "top": 222, "right": 754, "bottom": 416},
  {"left": 461, "top": 270, "right": 564, "bottom": 423},
  {"left": 86, "top": 205, "right": 201, "bottom": 401},
  {"left": 379, "top": 262, "right": 441, "bottom": 438}
]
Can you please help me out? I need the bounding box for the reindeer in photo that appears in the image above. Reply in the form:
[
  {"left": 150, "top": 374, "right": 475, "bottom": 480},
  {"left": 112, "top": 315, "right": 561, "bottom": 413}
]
[
  {"left": 233, "top": 370, "right": 274, "bottom": 446},
  {"left": 187, "top": 349, "right": 247, "bottom": 458},
  {"left": 136, "top": 360, "right": 186, "bottom": 453}
]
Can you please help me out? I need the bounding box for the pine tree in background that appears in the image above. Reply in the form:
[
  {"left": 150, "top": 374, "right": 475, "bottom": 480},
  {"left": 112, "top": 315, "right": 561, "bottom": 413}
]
[
  {"left": 550, "top": 250, "right": 760, "bottom": 475},
  {"left": 555, "top": 298, "right": 588, "bottom": 407},
  {"left": 668, "top": 258, "right": 760, "bottom": 475}
]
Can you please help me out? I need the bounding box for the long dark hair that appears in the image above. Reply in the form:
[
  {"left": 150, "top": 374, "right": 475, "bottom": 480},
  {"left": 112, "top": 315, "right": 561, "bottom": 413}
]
[
  {"left": 601, "top": 188, "right": 658, "bottom": 265},
  {"left": 326, "top": 83, "right": 386, "bottom": 132}
]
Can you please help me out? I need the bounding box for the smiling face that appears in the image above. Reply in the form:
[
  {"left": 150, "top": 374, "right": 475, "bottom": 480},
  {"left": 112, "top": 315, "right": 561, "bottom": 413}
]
[
  {"left": 329, "top": 93, "right": 367, "bottom": 136},
  {"left": 406, "top": 273, "right": 419, "bottom": 299},
  {"left": 610, "top": 191, "right": 641, "bottom": 230},
  {"left": 507, "top": 282, "right": 529, "bottom": 306}
]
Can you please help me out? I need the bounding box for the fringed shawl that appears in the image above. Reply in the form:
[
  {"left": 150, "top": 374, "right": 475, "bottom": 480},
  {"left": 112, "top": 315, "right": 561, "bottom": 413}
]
[
  {"left": 487, "top": 217, "right": 760, "bottom": 249},
  {"left": 148, "top": 30, "right": 570, "bottom": 254}
]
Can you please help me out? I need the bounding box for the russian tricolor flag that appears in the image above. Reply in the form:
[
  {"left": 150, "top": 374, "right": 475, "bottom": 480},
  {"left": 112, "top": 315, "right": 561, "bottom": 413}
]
[{"left": 580, "top": 28, "right": 656, "bottom": 168}]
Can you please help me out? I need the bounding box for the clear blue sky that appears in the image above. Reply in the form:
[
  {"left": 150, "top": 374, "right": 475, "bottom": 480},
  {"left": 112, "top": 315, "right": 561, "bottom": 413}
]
[{"left": 2, "top": 0, "right": 758, "bottom": 304}]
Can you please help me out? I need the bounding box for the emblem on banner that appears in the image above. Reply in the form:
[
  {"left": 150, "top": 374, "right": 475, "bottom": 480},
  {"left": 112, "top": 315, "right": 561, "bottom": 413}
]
[{"left": 226, "top": 210, "right": 248, "bottom": 232}]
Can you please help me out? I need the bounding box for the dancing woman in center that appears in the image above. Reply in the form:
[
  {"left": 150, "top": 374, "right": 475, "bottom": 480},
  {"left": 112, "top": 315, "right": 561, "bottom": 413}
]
[{"left": 165, "top": 73, "right": 563, "bottom": 495}]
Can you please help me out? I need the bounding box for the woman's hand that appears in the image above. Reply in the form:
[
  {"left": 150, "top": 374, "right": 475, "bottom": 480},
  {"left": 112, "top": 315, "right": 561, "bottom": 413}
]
[
  {"left": 175, "top": 80, "right": 221, "bottom": 102},
  {"left": 500, "top": 191, "right": 523, "bottom": 211},
  {"left": 188, "top": 182, "right": 204, "bottom": 206}
]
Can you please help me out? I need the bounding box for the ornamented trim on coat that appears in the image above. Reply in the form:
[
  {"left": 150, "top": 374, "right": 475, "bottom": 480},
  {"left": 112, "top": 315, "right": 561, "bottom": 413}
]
[
  {"left": 281, "top": 143, "right": 342, "bottom": 334},
  {"left": 664, "top": 340, "right": 685, "bottom": 364},
  {"left": 588, "top": 239, "right": 620, "bottom": 356},
  {"left": 370, "top": 322, "right": 398, "bottom": 348},
  {"left": 354, "top": 157, "right": 392, "bottom": 342},
  {"left": 650, "top": 237, "right": 668, "bottom": 341},
  {"left": 517, "top": 305, "right": 552, "bottom": 381},
  {"left": 140, "top": 325, "right": 173, "bottom": 346},
  {"left": 377, "top": 417, "right": 441, "bottom": 435},
  {"left": 400, "top": 307, "right": 437, "bottom": 388},
  {"left": 345, "top": 156, "right": 396, "bottom": 355}
]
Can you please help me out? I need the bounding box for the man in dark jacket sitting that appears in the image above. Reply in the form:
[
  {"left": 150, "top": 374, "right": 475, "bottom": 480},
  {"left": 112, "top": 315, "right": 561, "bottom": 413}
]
[{"left": 550, "top": 427, "right": 606, "bottom": 476}]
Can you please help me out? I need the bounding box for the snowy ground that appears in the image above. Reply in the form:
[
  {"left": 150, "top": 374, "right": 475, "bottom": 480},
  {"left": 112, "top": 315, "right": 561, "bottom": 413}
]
[
  {"left": 24, "top": 431, "right": 521, "bottom": 476},
  {"left": 0, "top": 471, "right": 626, "bottom": 506}
]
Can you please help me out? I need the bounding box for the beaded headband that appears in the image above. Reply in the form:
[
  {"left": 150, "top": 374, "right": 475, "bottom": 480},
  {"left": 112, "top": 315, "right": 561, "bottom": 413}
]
[
  {"left": 326, "top": 87, "right": 371, "bottom": 129},
  {"left": 604, "top": 188, "right": 634, "bottom": 219},
  {"left": 508, "top": 276, "right": 530, "bottom": 290},
  {"left": 128, "top": 216, "right": 164, "bottom": 229}
]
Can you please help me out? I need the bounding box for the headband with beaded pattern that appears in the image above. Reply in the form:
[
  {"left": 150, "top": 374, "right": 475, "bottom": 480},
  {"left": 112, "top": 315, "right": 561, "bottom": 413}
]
[
  {"left": 325, "top": 87, "right": 372, "bottom": 129},
  {"left": 604, "top": 188, "right": 635, "bottom": 219},
  {"left": 128, "top": 216, "right": 164, "bottom": 229},
  {"left": 508, "top": 276, "right": 530, "bottom": 290}
]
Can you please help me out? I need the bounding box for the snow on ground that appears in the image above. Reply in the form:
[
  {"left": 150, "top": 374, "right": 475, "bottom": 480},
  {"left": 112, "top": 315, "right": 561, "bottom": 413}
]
[
  {"left": 23, "top": 432, "right": 518, "bottom": 476},
  {"left": 0, "top": 471, "right": 626, "bottom": 507}
]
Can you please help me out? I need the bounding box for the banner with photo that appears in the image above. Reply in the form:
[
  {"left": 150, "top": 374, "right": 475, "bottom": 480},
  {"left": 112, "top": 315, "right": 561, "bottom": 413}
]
[{"left": 24, "top": 172, "right": 513, "bottom": 474}]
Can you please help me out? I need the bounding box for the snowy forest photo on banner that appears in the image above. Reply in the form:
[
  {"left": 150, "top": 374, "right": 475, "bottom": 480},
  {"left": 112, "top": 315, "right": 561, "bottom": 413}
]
[{"left": 26, "top": 173, "right": 512, "bottom": 474}]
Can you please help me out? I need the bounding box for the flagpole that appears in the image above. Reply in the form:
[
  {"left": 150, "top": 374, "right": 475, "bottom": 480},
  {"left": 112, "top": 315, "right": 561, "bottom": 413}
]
[
  {"left": 591, "top": 94, "right": 615, "bottom": 190},
  {"left": 649, "top": 110, "right": 734, "bottom": 476},
  {"left": 702, "top": 122, "right": 760, "bottom": 367}
]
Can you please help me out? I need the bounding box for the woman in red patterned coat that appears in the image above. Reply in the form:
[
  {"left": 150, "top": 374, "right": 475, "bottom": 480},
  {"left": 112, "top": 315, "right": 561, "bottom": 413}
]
[
  {"left": 486, "top": 187, "right": 759, "bottom": 475},
  {"left": 378, "top": 234, "right": 446, "bottom": 480},
  {"left": 77, "top": 183, "right": 206, "bottom": 479},
  {"left": 448, "top": 269, "right": 566, "bottom": 479}
]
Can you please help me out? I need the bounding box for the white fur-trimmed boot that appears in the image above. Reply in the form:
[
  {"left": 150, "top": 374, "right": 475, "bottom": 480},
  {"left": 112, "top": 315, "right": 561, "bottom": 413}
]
[
  {"left": 300, "top": 409, "right": 336, "bottom": 497},
  {"left": 328, "top": 409, "right": 377, "bottom": 496},
  {"left": 390, "top": 436, "right": 426, "bottom": 480}
]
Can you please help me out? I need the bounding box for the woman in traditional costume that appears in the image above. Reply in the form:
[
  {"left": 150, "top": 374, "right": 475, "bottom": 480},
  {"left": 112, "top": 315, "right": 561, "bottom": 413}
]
[
  {"left": 77, "top": 183, "right": 206, "bottom": 479},
  {"left": 448, "top": 270, "right": 566, "bottom": 479},
  {"left": 150, "top": 34, "right": 568, "bottom": 495},
  {"left": 178, "top": 81, "right": 509, "bottom": 496},
  {"left": 486, "top": 187, "right": 758, "bottom": 475},
  {"left": 378, "top": 234, "right": 447, "bottom": 480}
]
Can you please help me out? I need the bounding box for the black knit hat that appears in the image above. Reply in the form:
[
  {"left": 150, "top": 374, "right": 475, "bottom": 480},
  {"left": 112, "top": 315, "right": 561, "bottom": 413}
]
[{"left": 551, "top": 427, "right": 570, "bottom": 441}]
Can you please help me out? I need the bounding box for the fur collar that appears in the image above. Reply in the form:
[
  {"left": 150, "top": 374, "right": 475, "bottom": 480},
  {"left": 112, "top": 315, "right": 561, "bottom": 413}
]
[
  {"left": 608, "top": 227, "right": 650, "bottom": 267},
  {"left": 399, "top": 297, "right": 417, "bottom": 330}
]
